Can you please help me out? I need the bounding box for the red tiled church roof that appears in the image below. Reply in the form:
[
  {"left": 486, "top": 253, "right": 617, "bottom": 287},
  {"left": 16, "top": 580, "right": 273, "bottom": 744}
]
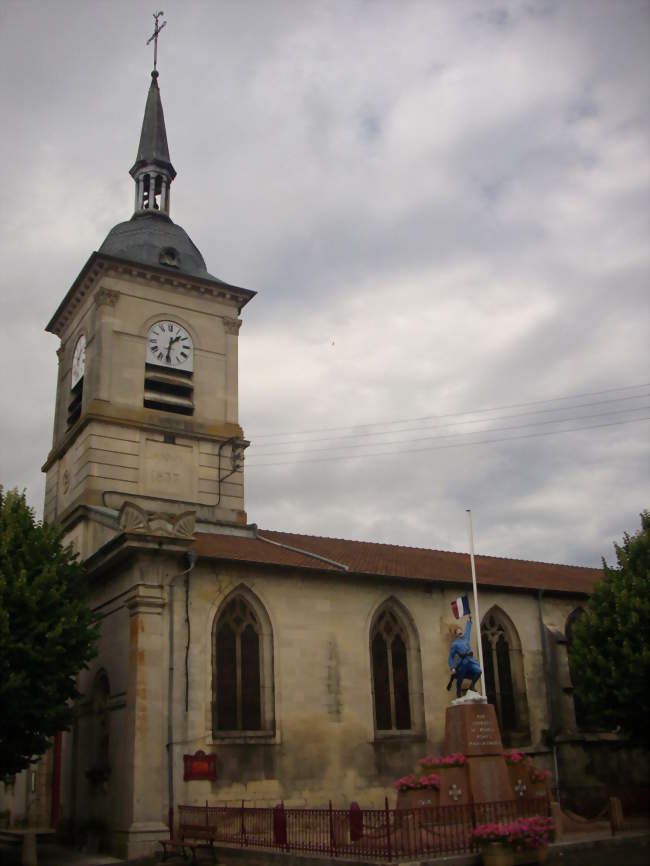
[{"left": 193, "top": 529, "right": 601, "bottom": 595}]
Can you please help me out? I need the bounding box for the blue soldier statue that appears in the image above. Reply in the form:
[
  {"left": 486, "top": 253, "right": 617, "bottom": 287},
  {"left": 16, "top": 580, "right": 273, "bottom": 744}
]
[{"left": 448, "top": 616, "right": 482, "bottom": 698}]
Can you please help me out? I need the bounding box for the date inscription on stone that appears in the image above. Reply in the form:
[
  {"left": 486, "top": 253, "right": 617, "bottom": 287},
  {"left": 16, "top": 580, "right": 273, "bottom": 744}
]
[{"left": 144, "top": 439, "right": 194, "bottom": 500}]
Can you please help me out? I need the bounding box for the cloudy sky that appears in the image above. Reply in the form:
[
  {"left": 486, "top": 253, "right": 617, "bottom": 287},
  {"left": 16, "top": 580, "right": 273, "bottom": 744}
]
[{"left": 1, "top": 0, "right": 648, "bottom": 567}]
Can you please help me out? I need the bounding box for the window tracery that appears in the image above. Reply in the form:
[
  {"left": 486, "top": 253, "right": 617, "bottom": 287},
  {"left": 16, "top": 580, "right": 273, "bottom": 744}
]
[
  {"left": 481, "top": 608, "right": 530, "bottom": 746},
  {"left": 370, "top": 603, "right": 422, "bottom": 733},
  {"left": 212, "top": 590, "right": 273, "bottom": 736}
]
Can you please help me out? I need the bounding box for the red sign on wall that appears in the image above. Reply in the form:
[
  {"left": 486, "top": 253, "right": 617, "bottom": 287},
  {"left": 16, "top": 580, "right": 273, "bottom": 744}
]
[{"left": 183, "top": 750, "right": 217, "bottom": 781}]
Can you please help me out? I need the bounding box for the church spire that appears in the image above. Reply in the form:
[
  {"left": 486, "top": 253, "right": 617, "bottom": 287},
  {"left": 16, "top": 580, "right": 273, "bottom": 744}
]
[{"left": 130, "top": 13, "right": 176, "bottom": 215}]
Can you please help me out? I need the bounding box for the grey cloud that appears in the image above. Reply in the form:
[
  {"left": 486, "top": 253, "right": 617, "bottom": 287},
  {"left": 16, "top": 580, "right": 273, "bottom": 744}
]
[{"left": 1, "top": 0, "right": 647, "bottom": 568}]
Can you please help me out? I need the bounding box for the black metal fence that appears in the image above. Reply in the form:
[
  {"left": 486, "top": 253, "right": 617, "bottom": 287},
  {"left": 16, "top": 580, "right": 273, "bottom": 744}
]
[{"left": 178, "top": 795, "right": 551, "bottom": 862}]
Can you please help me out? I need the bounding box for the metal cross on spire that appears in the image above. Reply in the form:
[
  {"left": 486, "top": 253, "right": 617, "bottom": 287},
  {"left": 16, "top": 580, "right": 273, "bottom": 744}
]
[{"left": 147, "top": 11, "right": 167, "bottom": 72}]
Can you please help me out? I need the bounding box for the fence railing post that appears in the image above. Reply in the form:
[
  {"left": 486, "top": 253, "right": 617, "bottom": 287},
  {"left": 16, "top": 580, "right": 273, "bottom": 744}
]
[
  {"left": 384, "top": 797, "right": 392, "bottom": 863},
  {"left": 192, "top": 797, "right": 547, "bottom": 860}
]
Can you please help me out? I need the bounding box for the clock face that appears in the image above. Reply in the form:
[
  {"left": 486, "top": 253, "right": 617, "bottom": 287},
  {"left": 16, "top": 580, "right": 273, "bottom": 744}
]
[
  {"left": 71, "top": 334, "right": 86, "bottom": 388},
  {"left": 146, "top": 320, "right": 194, "bottom": 371}
]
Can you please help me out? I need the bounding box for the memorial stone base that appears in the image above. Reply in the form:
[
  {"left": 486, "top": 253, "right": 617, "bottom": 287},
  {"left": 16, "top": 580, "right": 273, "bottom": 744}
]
[{"left": 439, "top": 702, "right": 515, "bottom": 804}]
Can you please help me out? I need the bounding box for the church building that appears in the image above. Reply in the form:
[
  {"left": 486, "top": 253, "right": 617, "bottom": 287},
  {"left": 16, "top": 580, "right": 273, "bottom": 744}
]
[{"left": 3, "top": 63, "right": 627, "bottom": 860}]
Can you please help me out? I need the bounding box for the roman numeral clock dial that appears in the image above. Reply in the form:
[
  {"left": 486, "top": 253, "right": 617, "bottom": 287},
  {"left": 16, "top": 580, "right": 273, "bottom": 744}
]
[
  {"left": 146, "top": 320, "right": 194, "bottom": 371},
  {"left": 71, "top": 334, "right": 86, "bottom": 388}
]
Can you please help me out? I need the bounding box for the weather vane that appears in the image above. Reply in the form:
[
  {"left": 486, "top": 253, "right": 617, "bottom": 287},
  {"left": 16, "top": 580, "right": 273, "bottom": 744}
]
[{"left": 147, "top": 11, "right": 167, "bottom": 72}]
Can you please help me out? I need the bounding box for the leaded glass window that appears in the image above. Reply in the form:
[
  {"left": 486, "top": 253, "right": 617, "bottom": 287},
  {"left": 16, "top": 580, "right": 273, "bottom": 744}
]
[
  {"left": 481, "top": 609, "right": 530, "bottom": 746},
  {"left": 371, "top": 609, "right": 412, "bottom": 731},
  {"left": 214, "top": 597, "right": 262, "bottom": 731}
]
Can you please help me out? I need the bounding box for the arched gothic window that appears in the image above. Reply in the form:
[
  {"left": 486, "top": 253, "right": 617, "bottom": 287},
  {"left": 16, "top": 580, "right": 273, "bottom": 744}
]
[
  {"left": 481, "top": 608, "right": 530, "bottom": 746},
  {"left": 370, "top": 603, "right": 423, "bottom": 733},
  {"left": 212, "top": 590, "right": 274, "bottom": 735}
]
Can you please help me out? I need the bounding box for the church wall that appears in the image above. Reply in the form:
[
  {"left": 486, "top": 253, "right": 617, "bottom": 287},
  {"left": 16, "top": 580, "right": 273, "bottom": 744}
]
[
  {"left": 18, "top": 539, "right": 597, "bottom": 859},
  {"left": 164, "top": 562, "right": 566, "bottom": 811},
  {"left": 21, "top": 549, "right": 601, "bottom": 859}
]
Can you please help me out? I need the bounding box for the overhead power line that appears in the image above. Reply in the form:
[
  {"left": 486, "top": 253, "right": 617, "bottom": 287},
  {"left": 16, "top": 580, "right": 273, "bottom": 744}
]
[
  {"left": 250, "top": 391, "right": 650, "bottom": 451},
  {"left": 245, "top": 415, "right": 650, "bottom": 469},
  {"left": 246, "top": 404, "right": 650, "bottom": 461},
  {"left": 248, "top": 382, "right": 650, "bottom": 440}
]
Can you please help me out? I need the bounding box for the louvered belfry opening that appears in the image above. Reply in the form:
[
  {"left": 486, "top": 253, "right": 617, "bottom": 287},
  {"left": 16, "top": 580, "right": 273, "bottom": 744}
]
[
  {"left": 67, "top": 378, "right": 83, "bottom": 428},
  {"left": 143, "top": 364, "right": 193, "bottom": 415}
]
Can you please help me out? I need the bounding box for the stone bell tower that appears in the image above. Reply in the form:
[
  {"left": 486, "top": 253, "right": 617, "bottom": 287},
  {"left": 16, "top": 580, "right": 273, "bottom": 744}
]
[{"left": 42, "top": 66, "right": 255, "bottom": 560}]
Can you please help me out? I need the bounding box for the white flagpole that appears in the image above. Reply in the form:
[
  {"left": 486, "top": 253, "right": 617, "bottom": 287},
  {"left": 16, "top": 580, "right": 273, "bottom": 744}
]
[{"left": 466, "top": 509, "right": 485, "bottom": 692}]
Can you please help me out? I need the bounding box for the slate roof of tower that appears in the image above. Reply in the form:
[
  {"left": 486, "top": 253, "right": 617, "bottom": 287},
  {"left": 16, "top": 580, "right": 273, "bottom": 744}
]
[
  {"left": 98, "top": 211, "right": 225, "bottom": 283},
  {"left": 193, "top": 529, "right": 601, "bottom": 595}
]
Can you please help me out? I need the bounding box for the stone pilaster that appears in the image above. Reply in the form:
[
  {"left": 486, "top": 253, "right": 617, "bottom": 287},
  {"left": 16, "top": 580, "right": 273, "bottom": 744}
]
[
  {"left": 223, "top": 317, "right": 241, "bottom": 425},
  {"left": 118, "top": 584, "right": 168, "bottom": 859},
  {"left": 91, "top": 287, "right": 119, "bottom": 403}
]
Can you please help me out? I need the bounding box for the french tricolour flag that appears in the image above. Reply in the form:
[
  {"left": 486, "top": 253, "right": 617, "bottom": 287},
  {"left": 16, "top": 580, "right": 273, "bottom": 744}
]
[{"left": 451, "top": 595, "right": 470, "bottom": 619}]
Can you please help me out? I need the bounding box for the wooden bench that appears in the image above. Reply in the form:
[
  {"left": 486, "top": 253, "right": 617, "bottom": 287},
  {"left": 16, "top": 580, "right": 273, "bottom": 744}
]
[{"left": 159, "top": 822, "right": 216, "bottom": 863}]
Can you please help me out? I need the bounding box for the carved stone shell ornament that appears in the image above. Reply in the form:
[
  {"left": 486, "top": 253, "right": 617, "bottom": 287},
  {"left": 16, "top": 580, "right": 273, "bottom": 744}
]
[{"left": 118, "top": 501, "right": 196, "bottom": 538}]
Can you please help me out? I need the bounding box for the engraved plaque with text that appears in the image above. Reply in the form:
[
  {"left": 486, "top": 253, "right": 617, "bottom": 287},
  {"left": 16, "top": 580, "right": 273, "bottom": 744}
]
[
  {"left": 444, "top": 703, "right": 504, "bottom": 756},
  {"left": 143, "top": 439, "right": 195, "bottom": 500}
]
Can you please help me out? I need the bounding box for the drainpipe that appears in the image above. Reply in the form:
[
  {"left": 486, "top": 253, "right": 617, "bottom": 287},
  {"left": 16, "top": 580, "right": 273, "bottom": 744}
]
[
  {"left": 167, "top": 550, "right": 197, "bottom": 837},
  {"left": 537, "top": 589, "right": 560, "bottom": 805}
]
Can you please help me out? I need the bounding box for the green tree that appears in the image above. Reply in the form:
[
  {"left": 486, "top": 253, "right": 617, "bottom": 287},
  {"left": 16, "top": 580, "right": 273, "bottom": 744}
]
[
  {"left": 0, "top": 488, "right": 99, "bottom": 780},
  {"left": 568, "top": 511, "right": 650, "bottom": 743}
]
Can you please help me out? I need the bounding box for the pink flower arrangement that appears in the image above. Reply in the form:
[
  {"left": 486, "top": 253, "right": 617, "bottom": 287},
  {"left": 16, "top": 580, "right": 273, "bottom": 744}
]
[
  {"left": 393, "top": 772, "right": 441, "bottom": 792},
  {"left": 504, "top": 751, "right": 552, "bottom": 786},
  {"left": 529, "top": 766, "right": 552, "bottom": 784},
  {"left": 469, "top": 816, "right": 555, "bottom": 852},
  {"left": 503, "top": 750, "right": 527, "bottom": 765},
  {"left": 417, "top": 752, "right": 466, "bottom": 770}
]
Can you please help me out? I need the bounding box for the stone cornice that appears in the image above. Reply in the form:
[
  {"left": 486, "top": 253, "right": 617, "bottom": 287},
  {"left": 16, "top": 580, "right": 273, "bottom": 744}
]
[
  {"left": 81, "top": 530, "right": 194, "bottom": 581},
  {"left": 46, "top": 252, "right": 256, "bottom": 337},
  {"left": 46, "top": 256, "right": 106, "bottom": 337}
]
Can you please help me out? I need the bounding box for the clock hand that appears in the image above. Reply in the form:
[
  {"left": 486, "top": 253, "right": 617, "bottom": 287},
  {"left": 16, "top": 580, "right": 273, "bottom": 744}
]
[{"left": 165, "top": 334, "right": 182, "bottom": 362}]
